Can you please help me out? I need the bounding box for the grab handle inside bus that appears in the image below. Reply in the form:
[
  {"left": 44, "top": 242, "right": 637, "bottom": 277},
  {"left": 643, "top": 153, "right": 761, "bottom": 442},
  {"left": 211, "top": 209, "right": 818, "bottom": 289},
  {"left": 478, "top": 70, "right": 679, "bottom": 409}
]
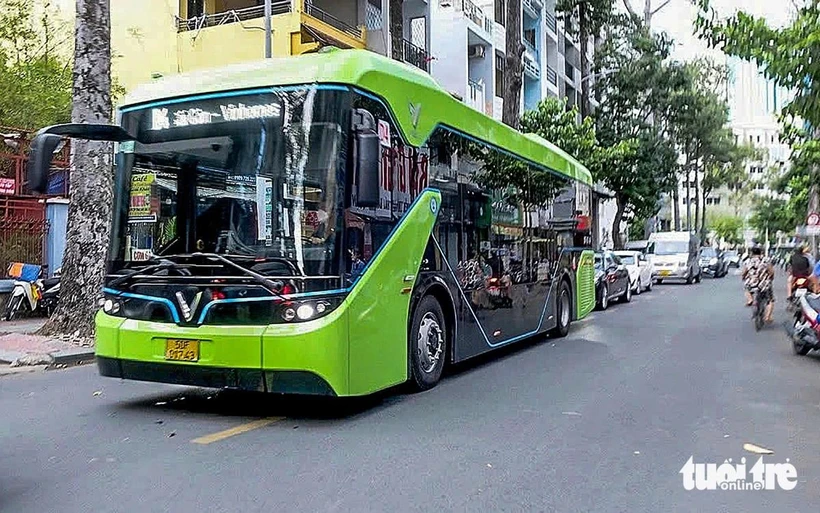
[
  {"left": 27, "top": 123, "right": 136, "bottom": 194},
  {"left": 352, "top": 109, "right": 380, "bottom": 208}
]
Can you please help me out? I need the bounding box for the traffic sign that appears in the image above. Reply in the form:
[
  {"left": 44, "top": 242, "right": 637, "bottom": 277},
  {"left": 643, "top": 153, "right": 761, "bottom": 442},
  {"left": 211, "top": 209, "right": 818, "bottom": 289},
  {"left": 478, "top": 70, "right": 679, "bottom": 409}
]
[{"left": 808, "top": 212, "right": 820, "bottom": 226}]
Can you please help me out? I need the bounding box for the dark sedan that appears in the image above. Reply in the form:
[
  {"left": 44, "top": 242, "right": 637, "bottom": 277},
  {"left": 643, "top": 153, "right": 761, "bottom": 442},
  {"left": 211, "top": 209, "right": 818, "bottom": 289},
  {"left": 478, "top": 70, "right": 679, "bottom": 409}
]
[
  {"left": 594, "top": 250, "right": 632, "bottom": 310},
  {"left": 698, "top": 247, "right": 728, "bottom": 278}
]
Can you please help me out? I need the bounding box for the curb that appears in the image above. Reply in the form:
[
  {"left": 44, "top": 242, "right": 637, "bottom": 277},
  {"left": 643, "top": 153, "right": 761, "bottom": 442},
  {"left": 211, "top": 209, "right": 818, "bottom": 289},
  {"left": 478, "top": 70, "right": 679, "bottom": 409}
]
[{"left": 52, "top": 350, "right": 95, "bottom": 365}]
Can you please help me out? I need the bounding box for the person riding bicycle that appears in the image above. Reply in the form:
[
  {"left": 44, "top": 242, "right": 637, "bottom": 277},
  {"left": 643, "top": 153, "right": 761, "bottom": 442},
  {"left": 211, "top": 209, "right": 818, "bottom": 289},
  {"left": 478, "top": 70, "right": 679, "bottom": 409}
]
[{"left": 742, "top": 245, "right": 775, "bottom": 323}]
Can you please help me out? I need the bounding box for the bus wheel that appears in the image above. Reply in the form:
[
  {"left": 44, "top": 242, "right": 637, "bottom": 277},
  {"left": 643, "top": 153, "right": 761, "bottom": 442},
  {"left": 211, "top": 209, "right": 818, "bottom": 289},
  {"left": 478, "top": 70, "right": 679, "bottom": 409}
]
[
  {"left": 409, "top": 296, "right": 447, "bottom": 391},
  {"left": 550, "top": 281, "right": 572, "bottom": 338}
]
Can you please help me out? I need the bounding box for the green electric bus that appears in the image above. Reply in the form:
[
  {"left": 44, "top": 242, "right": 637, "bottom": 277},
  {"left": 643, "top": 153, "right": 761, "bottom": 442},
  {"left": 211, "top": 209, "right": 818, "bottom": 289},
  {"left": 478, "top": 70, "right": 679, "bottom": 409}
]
[{"left": 27, "top": 48, "right": 595, "bottom": 396}]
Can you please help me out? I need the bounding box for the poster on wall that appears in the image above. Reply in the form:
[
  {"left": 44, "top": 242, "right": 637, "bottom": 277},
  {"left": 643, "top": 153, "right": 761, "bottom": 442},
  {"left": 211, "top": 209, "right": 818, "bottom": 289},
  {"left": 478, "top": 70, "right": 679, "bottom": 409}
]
[
  {"left": 128, "top": 173, "right": 157, "bottom": 223},
  {"left": 0, "top": 178, "right": 15, "bottom": 195}
]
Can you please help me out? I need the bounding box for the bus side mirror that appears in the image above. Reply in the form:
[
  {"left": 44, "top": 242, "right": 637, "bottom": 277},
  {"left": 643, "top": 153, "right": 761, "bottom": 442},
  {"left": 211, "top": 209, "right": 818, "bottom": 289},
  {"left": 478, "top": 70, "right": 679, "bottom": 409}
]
[
  {"left": 27, "top": 134, "right": 63, "bottom": 194},
  {"left": 352, "top": 108, "right": 380, "bottom": 208}
]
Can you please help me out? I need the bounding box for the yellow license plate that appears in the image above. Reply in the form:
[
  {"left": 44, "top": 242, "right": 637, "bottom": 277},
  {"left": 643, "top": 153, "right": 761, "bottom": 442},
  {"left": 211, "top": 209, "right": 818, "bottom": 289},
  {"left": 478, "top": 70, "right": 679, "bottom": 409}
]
[
  {"left": 165, "top": 339, "right": 200, "bottom": 362},
  {"left": 660, "top": 270, "right": 672, "bottom": 276}
]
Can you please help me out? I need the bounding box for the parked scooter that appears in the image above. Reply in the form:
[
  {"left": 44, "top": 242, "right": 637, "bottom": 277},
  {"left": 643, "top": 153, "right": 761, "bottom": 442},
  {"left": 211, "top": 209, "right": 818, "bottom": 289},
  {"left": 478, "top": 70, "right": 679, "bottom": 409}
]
[
  {"left": 789, "top": 280, "right": 820, "bottom": 355},
  {"left": 3, "top": 267, "right": 60, "bottom": 321}
]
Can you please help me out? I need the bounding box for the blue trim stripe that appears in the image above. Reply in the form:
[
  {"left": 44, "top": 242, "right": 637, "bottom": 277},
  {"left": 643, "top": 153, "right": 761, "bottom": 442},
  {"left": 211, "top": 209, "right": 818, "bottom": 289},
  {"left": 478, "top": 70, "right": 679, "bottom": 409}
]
[
  {"left": 105, "top": 187, "right": 441, "bottom": 325},
  {"left": 119, "top": 84, "right": 351, "bottom": 113},
  {"left": 431, "top": 237, "right": 574, "bottom": 348},
  {"left": 103, "top": 287, "right": 181, "bottom": 324}
]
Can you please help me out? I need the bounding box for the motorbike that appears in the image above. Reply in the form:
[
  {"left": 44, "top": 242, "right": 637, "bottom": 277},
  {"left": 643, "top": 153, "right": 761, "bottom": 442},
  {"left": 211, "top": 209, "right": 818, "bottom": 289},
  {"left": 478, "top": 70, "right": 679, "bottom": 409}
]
[
  {"left": 752, "top": 287, "right": 771, "bottom": 331},
  {"left": 789, "top": 280, "right": 820, "bottom": 355},
  {"left": 3, "top": 267, "right": 61, "bottom": 321}
]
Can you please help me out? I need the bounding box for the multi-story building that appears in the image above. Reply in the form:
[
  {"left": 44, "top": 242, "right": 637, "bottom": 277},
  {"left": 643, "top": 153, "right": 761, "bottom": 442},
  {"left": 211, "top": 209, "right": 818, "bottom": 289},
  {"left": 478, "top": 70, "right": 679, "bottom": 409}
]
[{"left": 104, "top": 0, "right": 589, "bottom": 118}]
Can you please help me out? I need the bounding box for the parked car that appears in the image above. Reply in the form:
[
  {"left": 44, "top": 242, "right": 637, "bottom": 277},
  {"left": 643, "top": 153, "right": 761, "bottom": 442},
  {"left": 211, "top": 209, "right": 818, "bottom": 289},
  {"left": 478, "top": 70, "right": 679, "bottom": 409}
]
[
  {"left": 724, "top": 250, "right": 740, "bottom": 268},
  {"left": 648, "top": 231, "right": 702, "bottom": 284},
  {"left": 699, "top": 246, "right": 728, "bottom": 278},
  {"left": 614, "top": 250, "right": 653, "bottom": 294},
  {"left": 594, "top": 250, "right": 632, "bottom": 310}
]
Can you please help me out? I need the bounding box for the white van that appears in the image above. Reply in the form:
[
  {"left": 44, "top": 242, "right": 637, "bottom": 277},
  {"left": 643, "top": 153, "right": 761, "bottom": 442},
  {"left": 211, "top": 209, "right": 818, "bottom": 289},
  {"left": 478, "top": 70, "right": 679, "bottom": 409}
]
[{"left": 647, "top": 231, "right": 701, "bottom": 284}]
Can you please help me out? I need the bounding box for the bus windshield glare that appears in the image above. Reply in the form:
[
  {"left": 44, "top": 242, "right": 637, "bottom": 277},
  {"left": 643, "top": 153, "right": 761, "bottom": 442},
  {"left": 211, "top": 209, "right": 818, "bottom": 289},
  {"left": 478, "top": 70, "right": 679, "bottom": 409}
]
[{"left": 110, "top": 88, "right": 349, "bottom": 294}]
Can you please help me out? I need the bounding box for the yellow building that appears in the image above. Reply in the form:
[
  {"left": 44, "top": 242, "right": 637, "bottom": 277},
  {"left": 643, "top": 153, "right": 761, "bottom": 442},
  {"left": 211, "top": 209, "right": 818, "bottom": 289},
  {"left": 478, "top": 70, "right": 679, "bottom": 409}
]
[{"left": 53, "top": 0, "right": 388, "bottom": 93}]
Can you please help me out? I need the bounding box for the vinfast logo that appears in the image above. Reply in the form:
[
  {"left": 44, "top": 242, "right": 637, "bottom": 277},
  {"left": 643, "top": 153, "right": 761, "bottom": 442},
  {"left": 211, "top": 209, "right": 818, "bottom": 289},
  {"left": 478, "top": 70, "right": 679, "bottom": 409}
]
[
  {"left": 175, "top": 291, "right": 203, "bottom": 322},
  {"left": 680, "top": 456, "right": 797, "bottom": 491},
  {"left": 409, "top": 102, "right": 421, "bottom": 129}
]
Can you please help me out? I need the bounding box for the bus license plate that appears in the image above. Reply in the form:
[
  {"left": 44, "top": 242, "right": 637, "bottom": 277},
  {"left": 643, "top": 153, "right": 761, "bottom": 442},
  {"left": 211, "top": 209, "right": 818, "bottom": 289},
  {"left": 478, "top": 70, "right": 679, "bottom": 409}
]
[{"left": 165, "top": 339, "right": 200, "bottom": 362}]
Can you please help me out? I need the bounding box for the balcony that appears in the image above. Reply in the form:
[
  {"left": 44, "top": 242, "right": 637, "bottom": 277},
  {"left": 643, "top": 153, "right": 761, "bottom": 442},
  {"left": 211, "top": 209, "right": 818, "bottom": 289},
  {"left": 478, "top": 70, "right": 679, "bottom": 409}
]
[
  {"left": 402, "top": 38, "right": 430, "bottom": 72},
  {"left": 444, "top": 0, "right": 493, "bottom": 37},
  {"left": 522, "top": 0, "right": 540, "bottom": 19},
  {"left": 545, "top": 12, "right": 557, "bottom": 34},
  {"left": 176, "top": 1, "right": 291, "bottom": 32},
  {"left": 467, "top": 79, "right": 486, "bottom": 113},
  {"left": 523, "top": 54, "right": 540, "bottom": 80},
  {"left": 303, "top": 2, "right": 364, "bottom": 40}
]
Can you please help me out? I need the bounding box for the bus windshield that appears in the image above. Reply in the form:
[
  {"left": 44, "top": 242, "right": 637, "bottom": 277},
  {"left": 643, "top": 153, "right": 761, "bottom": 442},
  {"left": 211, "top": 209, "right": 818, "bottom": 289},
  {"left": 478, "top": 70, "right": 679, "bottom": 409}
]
[
  {"left": 110, "top": 88, "right": 349, "bottom": 293},
  {"left": 654, "top": 241, "right": 689, "bottom": 255}
]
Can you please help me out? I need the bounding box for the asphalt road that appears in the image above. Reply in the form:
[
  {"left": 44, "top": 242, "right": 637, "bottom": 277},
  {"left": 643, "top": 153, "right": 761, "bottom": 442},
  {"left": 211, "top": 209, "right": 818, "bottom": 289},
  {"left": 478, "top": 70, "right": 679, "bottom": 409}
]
[{"left": 2, "top": 270, "right": 820, "bottom": 512}]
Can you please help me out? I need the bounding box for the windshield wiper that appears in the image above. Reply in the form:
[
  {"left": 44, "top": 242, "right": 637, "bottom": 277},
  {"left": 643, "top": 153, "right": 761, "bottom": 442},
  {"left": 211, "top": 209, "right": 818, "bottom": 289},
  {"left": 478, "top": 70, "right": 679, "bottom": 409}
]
[
  {"left": 107, "top": 257, "right": 188, "bottom": 288},
  {"left": 192, "top": 252, "right": 289, "bottom": 299}
]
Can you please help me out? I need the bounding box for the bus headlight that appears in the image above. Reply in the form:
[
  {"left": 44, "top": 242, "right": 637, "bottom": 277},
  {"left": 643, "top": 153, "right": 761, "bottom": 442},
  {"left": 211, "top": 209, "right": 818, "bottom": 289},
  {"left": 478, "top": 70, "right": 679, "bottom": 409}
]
[{"left": 276, "top": 297, "right": 342, "bottom": 323}]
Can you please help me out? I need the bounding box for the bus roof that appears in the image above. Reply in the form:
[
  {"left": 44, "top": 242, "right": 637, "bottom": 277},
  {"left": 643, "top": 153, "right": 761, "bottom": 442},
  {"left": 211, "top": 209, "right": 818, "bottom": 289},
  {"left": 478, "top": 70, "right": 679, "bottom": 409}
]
[{"left": 119, "top": 48, "right": 592, "bottom": 186}]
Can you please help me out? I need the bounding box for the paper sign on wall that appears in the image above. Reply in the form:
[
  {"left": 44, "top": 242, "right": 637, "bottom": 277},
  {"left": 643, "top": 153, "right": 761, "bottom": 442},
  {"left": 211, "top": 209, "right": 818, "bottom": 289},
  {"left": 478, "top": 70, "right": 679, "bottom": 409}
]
[{"left": 378, "top": 120, "right": 391, "bottom": 147}]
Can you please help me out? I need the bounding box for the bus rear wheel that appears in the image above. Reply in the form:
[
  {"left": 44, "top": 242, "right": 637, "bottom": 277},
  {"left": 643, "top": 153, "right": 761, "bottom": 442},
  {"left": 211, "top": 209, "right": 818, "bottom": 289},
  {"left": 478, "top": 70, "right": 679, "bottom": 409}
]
[
  {"left": 408, "top": 295, "right": 447, "bottom": 391},
  {"left": 550, "top": 282, "right": 572, "bottom": 338}
]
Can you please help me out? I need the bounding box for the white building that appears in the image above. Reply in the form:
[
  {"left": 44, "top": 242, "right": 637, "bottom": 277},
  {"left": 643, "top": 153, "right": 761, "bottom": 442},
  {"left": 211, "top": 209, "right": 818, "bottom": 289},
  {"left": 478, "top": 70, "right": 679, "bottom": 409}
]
[{"left": 396, "top": 0, "right": 590, "bottom": 120}]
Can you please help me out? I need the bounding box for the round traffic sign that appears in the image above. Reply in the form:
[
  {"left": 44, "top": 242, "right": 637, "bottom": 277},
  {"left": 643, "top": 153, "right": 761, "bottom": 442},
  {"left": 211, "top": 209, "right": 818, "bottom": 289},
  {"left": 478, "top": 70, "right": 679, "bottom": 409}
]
[{"left": 809, "top": 212, "right": 820, "bottom": 226}]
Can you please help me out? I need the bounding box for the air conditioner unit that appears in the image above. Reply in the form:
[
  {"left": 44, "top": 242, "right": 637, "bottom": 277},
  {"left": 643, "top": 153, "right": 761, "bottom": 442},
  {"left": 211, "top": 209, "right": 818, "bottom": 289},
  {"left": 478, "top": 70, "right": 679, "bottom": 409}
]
[{"left": 468, "top": 45, "right": 486, "bottom": 59}]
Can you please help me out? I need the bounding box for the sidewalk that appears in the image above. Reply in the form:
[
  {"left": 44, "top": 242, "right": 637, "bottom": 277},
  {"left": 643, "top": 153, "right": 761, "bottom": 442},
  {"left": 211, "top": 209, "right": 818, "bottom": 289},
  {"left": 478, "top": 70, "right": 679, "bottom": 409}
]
[{"left": 0, "top": 319, "right": 94, "bottom": 367}]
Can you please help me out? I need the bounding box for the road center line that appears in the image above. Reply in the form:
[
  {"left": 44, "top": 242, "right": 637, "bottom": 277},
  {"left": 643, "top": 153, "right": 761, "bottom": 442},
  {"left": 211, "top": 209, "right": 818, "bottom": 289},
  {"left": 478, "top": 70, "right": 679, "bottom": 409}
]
[{"left": 191, "top": 417, "right": 284, "bottom": 444}]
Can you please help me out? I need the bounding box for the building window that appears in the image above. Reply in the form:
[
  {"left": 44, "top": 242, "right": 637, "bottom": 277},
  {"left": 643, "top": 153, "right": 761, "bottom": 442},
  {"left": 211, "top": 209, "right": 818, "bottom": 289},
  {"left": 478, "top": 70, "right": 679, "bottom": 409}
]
[
  {"left": 495, "top": 54, "right": 505, "bottom": 98},
  {"left": 495, "top": 0, "right": 505, "bottom": 26},
  {"left": 757, "top": 135, "right": 761, "bottom": 143},
  {"left": 706, "top": 197, "right": 721, "bottom": 205},
  {"left": 187, "top": 0, "right": 204, "bottom": 17}
]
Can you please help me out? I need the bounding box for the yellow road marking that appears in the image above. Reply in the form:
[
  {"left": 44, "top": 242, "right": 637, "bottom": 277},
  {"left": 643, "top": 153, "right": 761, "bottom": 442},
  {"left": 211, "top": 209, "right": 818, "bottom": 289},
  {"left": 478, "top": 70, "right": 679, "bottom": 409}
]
[{"left": 191, "top": 417, "right": 284, "bottom": 445}]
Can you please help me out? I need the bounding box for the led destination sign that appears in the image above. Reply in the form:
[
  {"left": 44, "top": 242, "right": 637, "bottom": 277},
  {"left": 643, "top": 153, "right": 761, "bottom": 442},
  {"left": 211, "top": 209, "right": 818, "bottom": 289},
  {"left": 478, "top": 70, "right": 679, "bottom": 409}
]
[{"left": 148, "top": 98, "right": 283, "bottom": 131}]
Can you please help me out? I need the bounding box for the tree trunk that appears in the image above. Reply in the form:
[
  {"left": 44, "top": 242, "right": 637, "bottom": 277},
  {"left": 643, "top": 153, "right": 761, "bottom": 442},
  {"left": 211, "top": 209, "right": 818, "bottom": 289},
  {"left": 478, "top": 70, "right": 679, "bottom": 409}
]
[
  {"left": 685, "top": 166, "right": 691, "bottom": 231},
  {"left": 578, "top": 2, "right": 591, "bottom": 119},
  {"left": 672, "top": 185, "right": 680, "bottom": 231},
  {"left": 612, "top": 198, "right": 626, "bottom": 249},
  {"left": 502, "top": 0, "right": 524, "bottom": 129},
  {"left": 701, "top": 192, "right": 708, "bottom": 240},
  {"left": 38, "top": 0, "right": 113, "bottom": 341},
  {"left": 593, "top": 35, "right": 603, "bottom": 104},
  {"left": 389, "top": 0, "right": 404, "bottom": 61},
  {"left": 693, "top": 163, "right": 700, "bottom": 235}
]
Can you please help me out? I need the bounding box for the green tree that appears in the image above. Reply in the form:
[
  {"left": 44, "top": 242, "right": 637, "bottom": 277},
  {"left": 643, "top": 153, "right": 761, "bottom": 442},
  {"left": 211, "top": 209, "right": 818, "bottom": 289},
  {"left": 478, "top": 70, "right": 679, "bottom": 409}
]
[
  {"left": 502, "top": 0, "right": 524, "bottom": 129},
  {"left": 0, "top": 0, "right": 72, "bottom": 128},
  {"left": 555, "top": 0, "right": 615, "bottom": 118},
  {"left": 707, "top": 213, "right": 743, "bottom": 246},
  {"left": 701, "top": 142, "right": 756, "bottom": 236},
  {"left": 748, "top": 196, "right": 798, "bottom": 244},
  {"left": 592, "top": 15, "right": 683, "bottom": 248},
  {"left": 696, "top": 0, "right": 820, "bottom": 246}
]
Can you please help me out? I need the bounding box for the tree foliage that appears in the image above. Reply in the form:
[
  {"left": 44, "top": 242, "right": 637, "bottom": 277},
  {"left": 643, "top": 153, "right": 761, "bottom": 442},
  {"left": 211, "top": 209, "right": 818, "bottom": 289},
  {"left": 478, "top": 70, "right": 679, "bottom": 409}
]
[
  {"left": 591, "top": 15, "right": 683, "bottom": 247},
  {"left": 708, "top": 213, "right": 743, "bottom": 246},
  {"left": 748, "top": 196, "right": 798, "bottom": 242},
  {"left": 0, "top": 0, "right": 72, "bottom": 129}
]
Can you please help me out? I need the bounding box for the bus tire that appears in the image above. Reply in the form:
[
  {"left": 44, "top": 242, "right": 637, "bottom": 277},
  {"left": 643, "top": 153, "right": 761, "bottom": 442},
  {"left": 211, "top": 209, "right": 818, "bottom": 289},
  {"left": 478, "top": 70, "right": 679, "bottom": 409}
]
[
  {"left": 408, "top": 295, "right": 447, "bottom": 391},
  {"left": 550, "top": 281, "right": 572, "bottom": 338}
]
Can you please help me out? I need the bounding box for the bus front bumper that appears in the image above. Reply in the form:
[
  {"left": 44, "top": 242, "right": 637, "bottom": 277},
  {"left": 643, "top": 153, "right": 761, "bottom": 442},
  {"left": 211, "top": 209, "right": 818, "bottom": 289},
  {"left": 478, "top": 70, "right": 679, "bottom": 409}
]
[
  {"left": 95, "top": 309, "right": 348, "bottom": 396},
  {"left": 96, "top": 356, "right": 337, "bottom": 396}
]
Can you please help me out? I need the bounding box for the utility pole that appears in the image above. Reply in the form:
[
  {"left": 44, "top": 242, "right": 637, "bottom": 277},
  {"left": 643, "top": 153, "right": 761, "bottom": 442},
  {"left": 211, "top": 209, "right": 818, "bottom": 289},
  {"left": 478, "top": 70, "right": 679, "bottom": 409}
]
[{"left": 264, "top": 0, "right": 272, "bottom": 58}]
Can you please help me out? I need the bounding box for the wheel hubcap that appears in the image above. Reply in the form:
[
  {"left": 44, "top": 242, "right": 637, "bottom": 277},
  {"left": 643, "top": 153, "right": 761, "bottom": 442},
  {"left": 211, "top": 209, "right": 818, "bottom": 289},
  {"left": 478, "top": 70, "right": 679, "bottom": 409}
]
[
  {"left": 560, "top": 291, "right": 570, "bottom": 326},
  {"left": 417, "top": 312, "right": 443, "bottom": 374}
]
